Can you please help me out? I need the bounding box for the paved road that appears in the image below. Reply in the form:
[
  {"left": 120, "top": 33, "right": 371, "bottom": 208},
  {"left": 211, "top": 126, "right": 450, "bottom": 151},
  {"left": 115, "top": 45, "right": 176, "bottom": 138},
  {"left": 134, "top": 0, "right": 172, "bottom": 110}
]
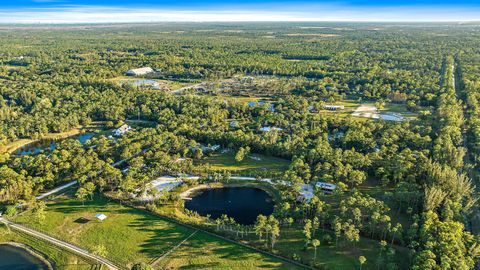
[
  {"left": 0, "top": 218, "right": 119, "bottom": 270},
  {"left": 35, "top": 150, "right": 148, "bottom": 200},
  {"left": 36, "top": 181, "right": 78, "bottom": 200}
]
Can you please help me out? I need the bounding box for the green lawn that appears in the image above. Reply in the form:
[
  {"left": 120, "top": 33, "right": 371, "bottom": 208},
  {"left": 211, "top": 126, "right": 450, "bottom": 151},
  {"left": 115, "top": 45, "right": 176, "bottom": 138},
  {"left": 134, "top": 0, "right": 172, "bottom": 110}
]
[
  {"left": 13, "top": 192, "right": 304, "bottom": 270},
  {"left": 250, "top": 225, "right": 410, "bottom": 270},
  {"left": 0, "top": 224, "right": 96, "bottom": 270},
  {"left": 157, "top": 232, "right": 301, "bottom": 270},
  {"left": 199, "top": 152, "right": 291, "bottom": 174}
]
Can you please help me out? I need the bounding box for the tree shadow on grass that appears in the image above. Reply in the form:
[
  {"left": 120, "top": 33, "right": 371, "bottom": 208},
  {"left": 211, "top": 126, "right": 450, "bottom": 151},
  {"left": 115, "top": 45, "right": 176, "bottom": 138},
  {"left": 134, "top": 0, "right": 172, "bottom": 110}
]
[
  {"left": 125, "top": 215, "right": 193, "bottom": 260},
  {"left": 162, "top": 233, "right": 298, "bottom": 270}
]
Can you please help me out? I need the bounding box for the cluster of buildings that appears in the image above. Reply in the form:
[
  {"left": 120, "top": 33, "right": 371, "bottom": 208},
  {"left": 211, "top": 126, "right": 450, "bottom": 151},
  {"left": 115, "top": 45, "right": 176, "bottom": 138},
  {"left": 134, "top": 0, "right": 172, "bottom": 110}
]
[
  {"left": 113, "top": 124, "right": 132, "bottom": 136},
  {"left": 297, "top": 182, "right": 337, "bottom": 201}
]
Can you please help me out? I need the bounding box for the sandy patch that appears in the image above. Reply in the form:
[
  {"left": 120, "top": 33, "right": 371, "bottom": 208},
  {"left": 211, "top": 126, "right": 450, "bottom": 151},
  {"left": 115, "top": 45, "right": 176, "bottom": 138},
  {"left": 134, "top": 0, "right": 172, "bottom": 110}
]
[{"left": 352, "top": 105, "right": 405, "bottom": 121}]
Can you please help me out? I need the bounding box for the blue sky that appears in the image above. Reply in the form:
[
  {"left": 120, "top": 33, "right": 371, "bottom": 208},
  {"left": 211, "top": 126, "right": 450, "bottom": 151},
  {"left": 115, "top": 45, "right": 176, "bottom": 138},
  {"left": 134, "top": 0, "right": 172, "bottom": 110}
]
[{"left": 1, "top": 0, "right": 479, "bottom": 23}]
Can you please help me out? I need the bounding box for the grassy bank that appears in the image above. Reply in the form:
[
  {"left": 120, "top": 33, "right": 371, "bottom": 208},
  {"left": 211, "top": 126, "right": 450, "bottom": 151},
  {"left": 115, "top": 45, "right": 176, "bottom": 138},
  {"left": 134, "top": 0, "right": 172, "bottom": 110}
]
[{"left": 0, "top": 224, "right": 96, "bottom": 270}]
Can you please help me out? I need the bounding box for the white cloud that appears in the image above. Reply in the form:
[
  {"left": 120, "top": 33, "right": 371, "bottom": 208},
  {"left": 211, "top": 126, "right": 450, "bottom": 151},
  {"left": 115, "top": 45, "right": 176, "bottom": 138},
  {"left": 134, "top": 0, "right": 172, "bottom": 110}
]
[{"left": 0, "top": 5, "right": 479, "bottom": 23}]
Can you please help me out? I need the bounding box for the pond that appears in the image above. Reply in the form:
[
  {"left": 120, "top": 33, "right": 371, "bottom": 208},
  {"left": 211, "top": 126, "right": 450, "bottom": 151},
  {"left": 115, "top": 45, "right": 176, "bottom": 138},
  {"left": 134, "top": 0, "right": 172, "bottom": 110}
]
[
  {"left": 122, "top": 79, "right": 160, "bottom": 89},
  {"left": 14, "top": 133, "right": 95, "bottom": 156},
  {"left": 0, "top": 244, "right": 50, "bottom": 270},
  {"left": 185, "top": 186, "right": 274, "bottom": 225}
]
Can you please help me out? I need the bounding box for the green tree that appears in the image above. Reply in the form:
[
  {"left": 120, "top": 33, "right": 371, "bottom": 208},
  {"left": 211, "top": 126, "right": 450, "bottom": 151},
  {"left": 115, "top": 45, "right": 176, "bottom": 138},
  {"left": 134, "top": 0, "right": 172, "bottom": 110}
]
[
  {"left": 359, "top": 256, "right": 367, "bottom": 270},
  {"left": 131, "top": 262, "right": 152, "bottom": 270},
  {"left": 254, "top": 215, "right": 267, "bottom": 241},
  {"left": 303, "top": 219, "right": 312, "bottom": 246},
  {"left": 75, "top": 187, "right": 88, "bottom": 206},
  {"left": 312, "top": 239, "right": 320, "bottom": 261}
]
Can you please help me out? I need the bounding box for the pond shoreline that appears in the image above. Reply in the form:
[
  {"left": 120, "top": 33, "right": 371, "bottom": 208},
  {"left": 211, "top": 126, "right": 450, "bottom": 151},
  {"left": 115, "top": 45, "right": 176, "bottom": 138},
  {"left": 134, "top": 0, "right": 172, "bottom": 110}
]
[
  {"left": 0, "top": 242, "right": 55, "bottom": 270},
  {"left": 183, "top": 185, "right": 275, "bottom": 225},
  {"left": 180, "top": 182, "right": 279, "bottom": 202}
]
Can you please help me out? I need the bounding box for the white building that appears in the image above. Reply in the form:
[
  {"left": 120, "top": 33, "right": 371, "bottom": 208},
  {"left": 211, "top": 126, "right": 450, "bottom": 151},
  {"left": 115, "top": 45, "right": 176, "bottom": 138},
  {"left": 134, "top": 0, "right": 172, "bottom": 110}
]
[
  {"left": 113, "top": 124, "right": 132, "bottom": 136},
  {"left": 125, "top": 67, "right": 154, "bottom": 76},
  {"left": 323, "top": 105, "right": 345, "bottom": 110},
  {"left": 297, "top": 184, "right": 314, "bottom": 201},
  {"left": 259, "top": 126, "right": 283, "bottom": 133},
  {"left": 95, "top": 213, "right": 107, "bottom": 221},
  {"left": 315, "top": 182, "right": 337, "bottom": 193}
]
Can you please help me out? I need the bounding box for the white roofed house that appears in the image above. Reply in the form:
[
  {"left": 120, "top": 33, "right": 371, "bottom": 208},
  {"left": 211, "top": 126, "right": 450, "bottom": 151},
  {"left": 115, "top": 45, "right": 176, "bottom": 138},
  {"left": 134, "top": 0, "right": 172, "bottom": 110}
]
[
  {"left": 315, "top": 182, "right": 337, "bottom": 193},
  {"left": 125, "top": 67, "right": 154, "bottom": 76},
  {"left": 259, "top": 126, "right": 283, "bottom": 133},
  {"left": 113, "top": 124, "right": 132, "bottom": 136},
  {"left": 323, "top": 105, "right": 345, "bottom": 111}
]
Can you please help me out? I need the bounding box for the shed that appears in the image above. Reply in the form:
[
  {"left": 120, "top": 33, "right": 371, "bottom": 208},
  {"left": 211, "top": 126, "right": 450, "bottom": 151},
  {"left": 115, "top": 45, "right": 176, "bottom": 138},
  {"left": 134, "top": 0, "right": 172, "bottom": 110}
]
[{"left": 95, "top": 213, "right": 107, "bottom": 221}]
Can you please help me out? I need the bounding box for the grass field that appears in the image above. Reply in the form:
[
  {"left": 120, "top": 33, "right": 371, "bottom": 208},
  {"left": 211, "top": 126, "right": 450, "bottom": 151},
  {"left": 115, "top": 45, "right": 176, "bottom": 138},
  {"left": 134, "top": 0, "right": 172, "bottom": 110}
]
[
  {"left": 199, "top": 151, "right": 291, "bottom": 174},
  {"left": 13, "top": 191, "right": 304, "bottom": 270},
  {"left": 0, "top": 224, "right": 96, "bottom": 270}
]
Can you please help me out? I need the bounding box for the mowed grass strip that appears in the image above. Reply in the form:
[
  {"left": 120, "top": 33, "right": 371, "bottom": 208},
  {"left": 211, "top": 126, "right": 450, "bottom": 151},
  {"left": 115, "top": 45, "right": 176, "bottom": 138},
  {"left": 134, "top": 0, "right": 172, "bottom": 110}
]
[
  {"left": 156, "top": 232, "right": 304, "bottom": 270},
  {"left": 200, "top": 152, "right": 290, "bottom": 173},
  {"left": 14, "top": 192, "right": 306, "bottom": 269}
]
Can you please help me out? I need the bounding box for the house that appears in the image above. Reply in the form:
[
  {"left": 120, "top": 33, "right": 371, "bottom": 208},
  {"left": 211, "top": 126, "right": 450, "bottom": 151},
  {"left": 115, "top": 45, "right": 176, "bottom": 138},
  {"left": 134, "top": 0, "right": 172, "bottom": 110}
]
[
  {"left": 191, "top": 144, "right": 221, "bottom": 153},
  {"left": 308, "top": 105, "right": 317, "bottom": 113},
  {"left": 95, "top": 213, "right": 107, "bottom": 221},
  {"left": 113, "top": 124, "right": 132, "bottom": 136},
  {"left": 297, "top": 184, "right": 314, "bottom": 202},
  {"left": 323, "top": 105, "right": 345, "bottom": 111},
  {"left": 315, "top": 182, "right": 337, "bottom": 193},
  {"left": 259, "top": 126, "right": 283, "bottom": 133},
  {"left": 125, "top": 67, "right": 154, "bottom": 76}
]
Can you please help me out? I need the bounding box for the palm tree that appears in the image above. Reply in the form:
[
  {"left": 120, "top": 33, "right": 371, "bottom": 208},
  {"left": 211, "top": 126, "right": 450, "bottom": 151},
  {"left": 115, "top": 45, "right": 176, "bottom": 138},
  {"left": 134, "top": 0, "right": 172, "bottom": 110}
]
[
  {"left": 359, "top": 256, "right": 366, "bottom": 270},
  {"left": 254, "top": 215, "right": 267, "bottom": 241},
  {"left": 312, "top": 239, "right": 320, "bottom": 261}
]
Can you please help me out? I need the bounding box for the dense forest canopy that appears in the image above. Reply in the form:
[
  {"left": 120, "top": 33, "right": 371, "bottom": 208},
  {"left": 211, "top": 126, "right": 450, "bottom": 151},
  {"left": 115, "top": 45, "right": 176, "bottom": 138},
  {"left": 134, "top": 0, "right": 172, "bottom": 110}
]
[{"left": 0, "top": 22, "right": 479, "bottom": 270}]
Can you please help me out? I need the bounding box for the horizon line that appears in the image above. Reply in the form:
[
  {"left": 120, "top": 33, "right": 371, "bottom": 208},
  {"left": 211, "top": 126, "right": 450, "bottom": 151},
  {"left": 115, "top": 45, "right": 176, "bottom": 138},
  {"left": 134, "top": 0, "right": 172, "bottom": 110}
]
[{"left": 1, "top": 5, "right": 480, "bottom": 23}]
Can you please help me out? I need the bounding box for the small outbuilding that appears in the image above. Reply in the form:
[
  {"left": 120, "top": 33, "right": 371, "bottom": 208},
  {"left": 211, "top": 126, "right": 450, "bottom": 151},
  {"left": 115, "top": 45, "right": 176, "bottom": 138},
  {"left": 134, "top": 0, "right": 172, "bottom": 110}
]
[{"left": 95, "top": 213, "right": 107, "bottom": 221}]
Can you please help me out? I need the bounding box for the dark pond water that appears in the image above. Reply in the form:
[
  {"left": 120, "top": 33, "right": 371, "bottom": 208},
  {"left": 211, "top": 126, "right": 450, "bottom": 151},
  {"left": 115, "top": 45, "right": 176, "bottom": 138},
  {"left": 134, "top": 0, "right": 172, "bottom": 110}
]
[
  {"left": 14, "top": 133, "right": 95, "bottom": 156},
  {"left": 0, "top": 244, "right": 49, "bottom": 270},
  {"left": 185, "top": 187, "right": 274, "bottom": 225}
]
